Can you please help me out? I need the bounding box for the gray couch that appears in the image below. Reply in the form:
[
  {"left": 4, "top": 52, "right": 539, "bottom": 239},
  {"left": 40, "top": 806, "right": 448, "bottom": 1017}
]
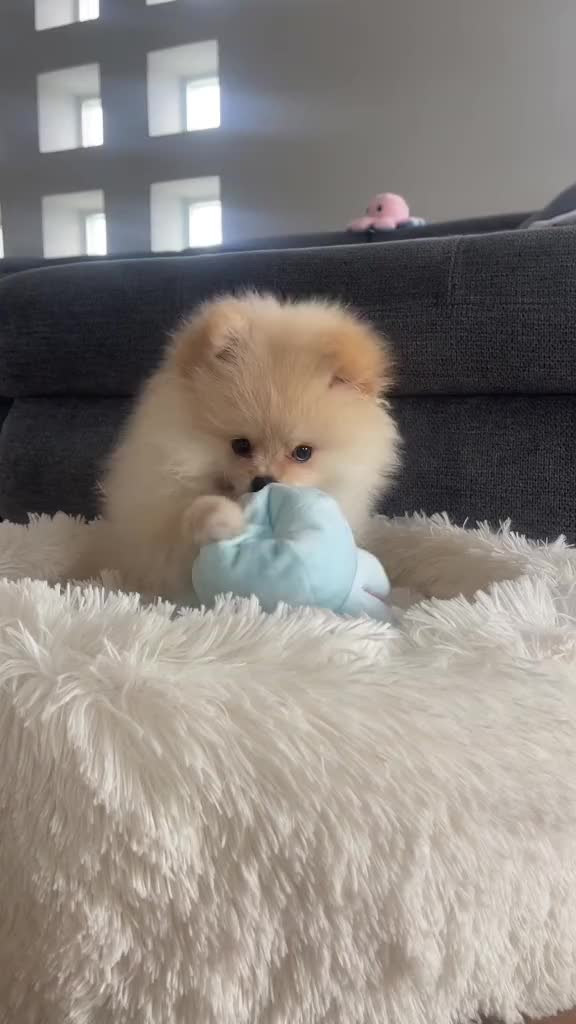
[
  {"left": 0, "top": 220, "right": 574, "bottom": 541},
  {"left": 0, "top": 211, "right": 529, "bottom": 280}
]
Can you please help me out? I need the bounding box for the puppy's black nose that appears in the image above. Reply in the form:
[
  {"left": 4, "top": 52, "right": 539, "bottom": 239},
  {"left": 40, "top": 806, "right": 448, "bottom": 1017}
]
[{"left": 251, "top": 475, "right": 276, "bottom": 493}]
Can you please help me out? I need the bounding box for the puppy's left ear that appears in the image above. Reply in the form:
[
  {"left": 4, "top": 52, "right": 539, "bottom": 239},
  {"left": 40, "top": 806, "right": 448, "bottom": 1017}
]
[{"left": 329, "top": 322, "right": 393, "bottom": 398}]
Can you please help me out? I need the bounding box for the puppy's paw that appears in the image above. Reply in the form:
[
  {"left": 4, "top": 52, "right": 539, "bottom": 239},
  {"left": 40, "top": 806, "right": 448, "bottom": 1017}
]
[{"left": 185, "top": 495, "right": 246, "bottom": 545}]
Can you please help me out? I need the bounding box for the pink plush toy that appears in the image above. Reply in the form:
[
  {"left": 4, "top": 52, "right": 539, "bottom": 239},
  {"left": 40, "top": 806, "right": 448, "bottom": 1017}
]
[{"left": 348, "top": 192, "right": 424, "bottom": 231}]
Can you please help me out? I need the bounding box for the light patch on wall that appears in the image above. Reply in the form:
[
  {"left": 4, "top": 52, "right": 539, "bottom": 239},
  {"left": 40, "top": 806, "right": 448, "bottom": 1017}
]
[
  {"left": 35, "top": 0, "right": 99, "bottom": 31},
  {"left": 187, "top": 200, "right": 222, "bottom": 247},
  {"left": 84, "top": 210, "right": 107, "bottom": 255},
  {"left": 185, "top": 78, "right": 220, "bottom": 131},
  {"left": 42, "top": 189, "right": 106, "bottom": 258},
  {"left": 37, "top": 64, "right": 102, "bottom": 153},
  {"left": 147, "top": 41, "right": 219, "bottom": 137},
  {"left": 78, "top": 0, "right": 99, "bottom": 19},
  {"left": 150, "top": 176, "right": 221, "bottom": 251},
  {"left": 80, "top": 97, "right": 103, "bottom": 147}
]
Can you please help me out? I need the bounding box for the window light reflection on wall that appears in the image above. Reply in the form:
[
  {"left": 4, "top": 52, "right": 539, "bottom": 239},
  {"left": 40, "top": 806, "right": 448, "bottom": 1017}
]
[
  {"left": 185, "top": 77, "right": 221, "bottom": 131},
  {"left": 77, "top": 0, "right": 99, "bottom": 21},
  {"left": 80, "top": 96, "right": 103, "bottom": 147},
  {"left": 188, "top": 200, "right": 222, "bottom": 247},
  {"left": 84, "top": 211, "right": 107, "bottom": 255}
]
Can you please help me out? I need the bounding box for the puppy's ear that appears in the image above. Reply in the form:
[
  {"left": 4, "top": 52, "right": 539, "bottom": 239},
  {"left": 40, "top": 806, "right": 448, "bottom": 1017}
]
[
  {"left": 171, "top": 298, "right": 249, "bottom": 376},
  {"left": 328, "top": 321, "right": 393, "bottom": 398}
]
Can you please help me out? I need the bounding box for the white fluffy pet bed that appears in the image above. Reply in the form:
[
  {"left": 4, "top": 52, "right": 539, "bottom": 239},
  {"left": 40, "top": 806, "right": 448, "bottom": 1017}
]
[{"left": 2, "top": 512, "right": 576, "bottom": 1024}]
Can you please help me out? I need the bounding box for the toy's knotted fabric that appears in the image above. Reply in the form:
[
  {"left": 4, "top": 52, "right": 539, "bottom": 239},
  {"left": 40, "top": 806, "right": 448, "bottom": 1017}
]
[{"left": 192, "top": 484, "right": 391, "bottom": 620}]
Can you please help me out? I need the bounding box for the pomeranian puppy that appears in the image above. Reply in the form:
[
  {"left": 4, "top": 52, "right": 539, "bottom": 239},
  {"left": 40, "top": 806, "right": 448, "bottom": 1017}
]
[{"left": 75, "top": 293, "right": 399, "bottom": 601}]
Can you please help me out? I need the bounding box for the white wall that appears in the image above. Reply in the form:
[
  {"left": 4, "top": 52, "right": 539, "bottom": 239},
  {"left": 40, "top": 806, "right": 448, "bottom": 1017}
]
[
  {"left": 216, "top": 0, "right": 576, "bottom": 234},
  {"left": 150, "top": 175, "right": 219, "bottom": 250},
  {"left": 2, "top": 0, "right": 576, "bottom": 256},
  {"left": 37, "top": 63, "right": 100, "bottom": 153},
  {"left": 35, "top": 0, "right": 75, "bottom": 31},
  {"left": 42, "top": 188, "right": 104, "bottom": 256},
  {"left": 147, "top": 39, "right": 217, "bottom": 137}
]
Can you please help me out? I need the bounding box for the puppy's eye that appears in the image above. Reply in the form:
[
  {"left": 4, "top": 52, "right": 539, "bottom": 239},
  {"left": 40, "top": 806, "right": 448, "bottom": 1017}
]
[
  {"left": 377, "top": 204, "right": 382, "bottom": 212},
  {"left": 231, "top": 438, "right": 252, "bottom": 457},
  {"left": 292, "top": 445, "right": 313, "bottom": 463}
]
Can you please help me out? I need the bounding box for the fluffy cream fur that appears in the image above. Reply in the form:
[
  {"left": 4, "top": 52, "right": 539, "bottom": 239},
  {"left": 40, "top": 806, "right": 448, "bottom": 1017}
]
[
  {"left": 73, "top": 294, "right": 399, "bottom": 600},
  {"left": 2, "top": 512, "right": 576, "bottom": 1023}
]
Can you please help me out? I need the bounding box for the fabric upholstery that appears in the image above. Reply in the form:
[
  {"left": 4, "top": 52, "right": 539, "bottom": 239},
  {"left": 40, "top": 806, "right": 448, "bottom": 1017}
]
[
  {"left": 0, "top": 212, "right": 529, "bottom": 280},
  {"left": 0, "top": 398, "right": 131, "bottom": 522},
  {"left": 1, "top": 224, "right": 570, "bottom": 400},
  {"left": 385, "top": 396, "right": 576, "bottom": 541}
]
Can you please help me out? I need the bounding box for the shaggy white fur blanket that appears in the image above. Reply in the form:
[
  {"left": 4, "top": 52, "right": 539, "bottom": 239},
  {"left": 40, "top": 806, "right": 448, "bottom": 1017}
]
[{"left": 1, "top": 513, "right": 576, "bottom": 1024}]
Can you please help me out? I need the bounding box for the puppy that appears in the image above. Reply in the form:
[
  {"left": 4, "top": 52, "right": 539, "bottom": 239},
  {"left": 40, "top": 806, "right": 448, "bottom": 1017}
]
[{"left": 76, "top": 293, "right": 399, "bottom": 601}]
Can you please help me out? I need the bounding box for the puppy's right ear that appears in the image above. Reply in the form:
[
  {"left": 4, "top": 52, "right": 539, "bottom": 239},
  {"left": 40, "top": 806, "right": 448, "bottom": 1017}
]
[{"left": 171, "top": 298, "right": 249, "bottom": 377}]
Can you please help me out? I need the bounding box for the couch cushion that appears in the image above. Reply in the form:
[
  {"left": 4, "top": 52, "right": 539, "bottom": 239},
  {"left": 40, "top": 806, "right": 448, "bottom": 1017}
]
[
  {"left": 0, "top": 213, "right": 529, "bottom": 284},
  {"left": 0, "top": 232, "right": 363, "bottom": 281},
  {"left": 0, "top": 226, "right": 575, "bottom": 401},
  {"left": 0, "top": 240, "right": 453, "bottom": 398},
  {"left": 0, "top": 398, "right": 131, "bottom": 521},
  {"left": 0, "top": 392, "right": 573, "bottom": 542},
  {"left": 385, "top": 395, "right": 576, "bottom": 541}
]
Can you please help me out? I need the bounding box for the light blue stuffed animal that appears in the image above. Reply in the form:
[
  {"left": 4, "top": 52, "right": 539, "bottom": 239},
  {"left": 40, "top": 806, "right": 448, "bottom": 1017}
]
[{"left": 191, "top": 483, "right": 391, "bottom": 620}]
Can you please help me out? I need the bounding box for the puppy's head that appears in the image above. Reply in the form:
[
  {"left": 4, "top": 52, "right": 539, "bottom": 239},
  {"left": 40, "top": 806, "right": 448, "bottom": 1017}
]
[{"left": 166, "top": 293, "right": 399, "bottom": 527}]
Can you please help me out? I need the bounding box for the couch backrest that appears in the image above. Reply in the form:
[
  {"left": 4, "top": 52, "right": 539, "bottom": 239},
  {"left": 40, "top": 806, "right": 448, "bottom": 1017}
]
[
  {"left": 0, "top": 224, "right": 574, "bottom": 541},
  {"left": 0, "top": 211, "right": 530, "bottom": 280}
]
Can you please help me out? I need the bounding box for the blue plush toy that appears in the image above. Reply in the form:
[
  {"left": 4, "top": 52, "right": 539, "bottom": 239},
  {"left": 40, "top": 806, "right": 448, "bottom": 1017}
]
[{"left": 191, "top": 483, "right": 391, "bottom": 620}]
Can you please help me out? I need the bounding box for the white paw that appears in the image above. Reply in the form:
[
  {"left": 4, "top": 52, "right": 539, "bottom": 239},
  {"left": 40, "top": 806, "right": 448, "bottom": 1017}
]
[{"left": 185, "top": 496, "right": 246, "bottom": 545}]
